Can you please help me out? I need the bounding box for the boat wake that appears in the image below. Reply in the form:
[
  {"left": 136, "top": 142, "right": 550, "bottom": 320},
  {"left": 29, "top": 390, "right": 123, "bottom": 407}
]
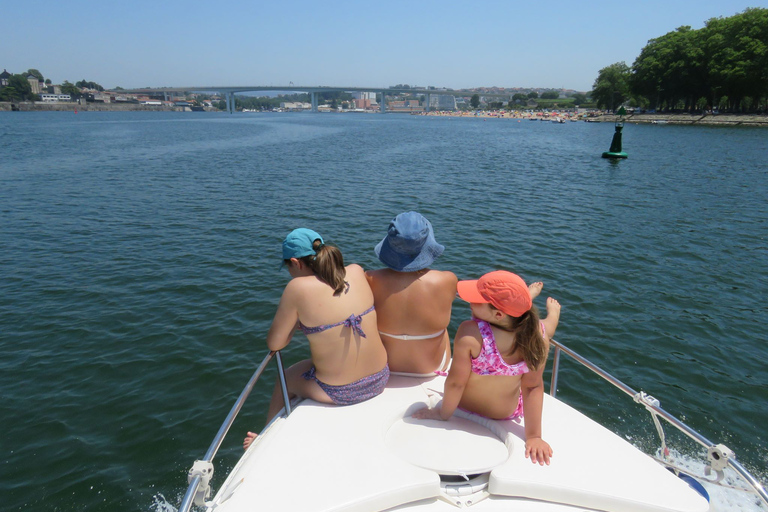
[
  {"left": 150, "top": 492, "right": 179, "bottom": 512},
  {"left": 658, "top": 449, "right": 766, "bottom": 511}
]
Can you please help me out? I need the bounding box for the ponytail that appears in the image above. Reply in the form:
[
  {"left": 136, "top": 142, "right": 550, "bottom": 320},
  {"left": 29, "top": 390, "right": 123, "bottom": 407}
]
[
  {"left": 492, "top": 305, "right": 548, "bottom": 370},
  {"left": 300, "top": 240, "right": 347, "bottom": 295}
]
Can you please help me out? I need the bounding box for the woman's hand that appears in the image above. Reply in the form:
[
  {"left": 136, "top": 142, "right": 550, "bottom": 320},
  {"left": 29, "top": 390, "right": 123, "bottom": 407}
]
[
  {"left": 412, "top": 406, "right": 445, "bottom": 421},
  {"left": 525, "top": 437, "right": 553, "bottom": 465}
]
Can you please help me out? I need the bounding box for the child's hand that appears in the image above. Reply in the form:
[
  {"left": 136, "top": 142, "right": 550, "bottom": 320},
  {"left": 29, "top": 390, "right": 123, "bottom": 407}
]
[
  {"left": 525, "top": 437, "right": 553, "bottom": 465},
  {"left": 412, "top": 406, "right": 445, "bottom": 421}
]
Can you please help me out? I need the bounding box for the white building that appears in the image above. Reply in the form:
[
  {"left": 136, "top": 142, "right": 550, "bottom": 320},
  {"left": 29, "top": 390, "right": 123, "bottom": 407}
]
[
  {"left": 352, "top": 92, "right": 376, "bottom": 101},
  {"left": 40, "top": 94, "right": 72, "bottom": 102},
  {"left": 429, "top": 94, "right": 458, "bottom": 110},
  {"left": 280, "top": 102, "right": 311, "bottom": 110}
]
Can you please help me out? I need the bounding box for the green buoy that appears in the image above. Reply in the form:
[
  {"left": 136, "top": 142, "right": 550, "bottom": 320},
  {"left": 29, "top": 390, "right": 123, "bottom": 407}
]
[{"left": 602, "top": 106, "right": 628, "bottom": 159}]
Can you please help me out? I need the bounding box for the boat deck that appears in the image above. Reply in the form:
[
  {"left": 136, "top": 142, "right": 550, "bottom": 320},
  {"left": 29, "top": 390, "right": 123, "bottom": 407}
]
[{"left": 209, "top": 375, "right": 709, "bottom": 512}]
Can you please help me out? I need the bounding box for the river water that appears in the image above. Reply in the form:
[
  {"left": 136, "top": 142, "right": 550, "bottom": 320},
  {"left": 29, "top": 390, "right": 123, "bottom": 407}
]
[{"left": 1, "top": 111, "right": 766, "bottom": 511}]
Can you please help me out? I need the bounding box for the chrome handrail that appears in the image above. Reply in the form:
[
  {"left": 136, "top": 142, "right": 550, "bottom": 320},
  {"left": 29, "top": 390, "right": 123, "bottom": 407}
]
[
  {"left": 179, "top": 350, "right": 291, "bottom": 512},
  {"left": 548, "top": 339, "right": 768, "bottom": 507}
]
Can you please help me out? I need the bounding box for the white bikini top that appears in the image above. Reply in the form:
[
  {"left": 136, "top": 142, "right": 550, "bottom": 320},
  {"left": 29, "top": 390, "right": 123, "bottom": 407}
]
[{"left": 378, "top": 329, "right": 445, "bottom": 341}]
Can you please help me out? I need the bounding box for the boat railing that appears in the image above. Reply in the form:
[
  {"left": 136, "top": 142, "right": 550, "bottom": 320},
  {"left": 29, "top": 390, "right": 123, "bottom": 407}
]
[
  {"left": 549, "top": 338, "right": 768, "bottom": 507},
  {"left": 178, "top": 350, "right": 291, "bottom": 512}
]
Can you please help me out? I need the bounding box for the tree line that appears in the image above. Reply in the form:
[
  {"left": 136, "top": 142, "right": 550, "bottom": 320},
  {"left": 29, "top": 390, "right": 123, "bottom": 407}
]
[
  {"left": 592, "top": 8, "right": 768, "bottom": 113},
  {"left": 0, "top": 67, "right": 105, "bottom": 101}
]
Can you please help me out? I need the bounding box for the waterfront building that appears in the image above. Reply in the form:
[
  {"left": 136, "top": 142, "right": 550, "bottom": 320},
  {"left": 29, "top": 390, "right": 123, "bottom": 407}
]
[
  {"left": 27, "top": 75, "right": 42, "bottom": 94},
  {"left": 0, "top": 69, "right": 10, "bottom": 87},
  {"left": 40, "top": 94, "right": 72, "bottom": 102},
  {"left": 429, "top": 94, "right": 458, "bottom": 110},
  {"left": 280, "top": 101, "right": 311, "bottom": 110},
  {"left": 352, "top": 91, "right": 376, "bottom": 101}
]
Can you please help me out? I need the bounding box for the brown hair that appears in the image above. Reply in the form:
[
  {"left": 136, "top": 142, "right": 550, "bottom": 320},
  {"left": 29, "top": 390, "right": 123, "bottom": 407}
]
[
  {"left": 288, "top": 239, "right": 347, "bottom": 295},
  {"left": 489, "top": 305, "right": 548, "bottom": 371}
]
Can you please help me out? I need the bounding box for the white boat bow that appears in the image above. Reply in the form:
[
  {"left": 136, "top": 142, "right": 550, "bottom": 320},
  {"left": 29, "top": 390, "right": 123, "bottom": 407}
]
[{"left": 179, "top": 343, "right": 767, "bottom": 512}]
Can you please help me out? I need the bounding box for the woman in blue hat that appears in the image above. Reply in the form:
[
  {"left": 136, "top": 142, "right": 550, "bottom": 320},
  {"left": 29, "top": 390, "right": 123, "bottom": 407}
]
[
  {"left": 244, "top": 228, "right": 389, "bottom": 449},
  {"left": 366, "top": 212, "right": 458, "bottom": 377}
]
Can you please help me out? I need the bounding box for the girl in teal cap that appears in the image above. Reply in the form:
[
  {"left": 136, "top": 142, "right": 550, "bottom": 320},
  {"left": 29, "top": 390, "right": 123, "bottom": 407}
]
[{"left": 244, "top": 228, "right": 389, "bottom": 450}]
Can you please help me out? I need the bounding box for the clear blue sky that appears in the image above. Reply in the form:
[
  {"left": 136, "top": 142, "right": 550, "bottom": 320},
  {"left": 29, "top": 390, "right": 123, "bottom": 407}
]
[{"left": 3, "top": 0, "right": 766, "bottom": 92}]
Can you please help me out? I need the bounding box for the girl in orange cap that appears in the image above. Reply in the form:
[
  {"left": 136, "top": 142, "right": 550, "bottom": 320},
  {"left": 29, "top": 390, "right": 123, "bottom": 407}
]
[{"left": 413, "top": 270, "right": 561, "bottom": 465}]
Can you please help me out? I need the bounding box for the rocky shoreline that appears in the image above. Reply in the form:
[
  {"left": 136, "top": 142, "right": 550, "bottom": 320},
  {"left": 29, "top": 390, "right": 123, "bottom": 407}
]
[
  {"left": 589, "top": 113, "right": 768, "bottom": 127},
  {"left": 2, "top": 102, "right": 766, "bottom": 126},
  {"left": 0, "top": 101, "right": 209, "bottom": 112}
]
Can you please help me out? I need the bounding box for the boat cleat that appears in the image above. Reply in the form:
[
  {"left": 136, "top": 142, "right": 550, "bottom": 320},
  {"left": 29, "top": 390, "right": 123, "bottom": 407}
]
[{"left": 704, "top": 444, "right": 734, "bottom": 483}]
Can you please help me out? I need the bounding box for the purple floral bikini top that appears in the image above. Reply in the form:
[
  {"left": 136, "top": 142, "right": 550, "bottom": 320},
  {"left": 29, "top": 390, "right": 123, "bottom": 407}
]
[
  {"left": 298, "top": 305, "right": 376, "bottom": 338},
  {"left": 470, "top": 319, "right": 546, "bottom": 376}
]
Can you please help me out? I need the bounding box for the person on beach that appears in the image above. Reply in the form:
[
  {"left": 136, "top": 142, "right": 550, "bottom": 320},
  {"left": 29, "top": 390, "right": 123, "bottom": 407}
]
[
  {"left": 243, "top": 228, "right": 389, "bottom": 450},
  {"left": 366, "top": 212, "right": 458, "bottom": 377},
  {"left": 413, "top": 270, "right": 560, "bottom": 465}
]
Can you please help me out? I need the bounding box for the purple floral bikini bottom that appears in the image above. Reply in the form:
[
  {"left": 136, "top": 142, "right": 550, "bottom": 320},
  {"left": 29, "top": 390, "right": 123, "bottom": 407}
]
[{"left": 302, "top": 364, "right": 390, "bottom": 406}]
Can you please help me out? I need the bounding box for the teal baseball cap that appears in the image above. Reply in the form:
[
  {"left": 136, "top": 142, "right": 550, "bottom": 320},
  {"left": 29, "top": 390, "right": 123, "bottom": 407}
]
[{"left": 282, "top": 228, "right": 324, "bottom": 260}]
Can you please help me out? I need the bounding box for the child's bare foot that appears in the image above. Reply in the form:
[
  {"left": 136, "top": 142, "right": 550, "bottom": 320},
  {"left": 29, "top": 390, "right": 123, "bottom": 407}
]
[
  {"left": 546, "top": 297, "right": 561, "bottom": 321},
  {"left": 243, "top": 431, "right": 257, "bottom": 450},
  {"left": 529, "top": 282, "right": 543, "bottom": 300}
]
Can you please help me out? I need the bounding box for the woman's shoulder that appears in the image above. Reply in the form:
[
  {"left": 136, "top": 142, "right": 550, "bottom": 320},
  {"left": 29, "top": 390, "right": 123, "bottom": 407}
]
[
  {"left": 346, "top": 263, "right": 365, "bottom": 276},
  {"left": 427, "top": 269, "right": 458, "bottom": 284}
]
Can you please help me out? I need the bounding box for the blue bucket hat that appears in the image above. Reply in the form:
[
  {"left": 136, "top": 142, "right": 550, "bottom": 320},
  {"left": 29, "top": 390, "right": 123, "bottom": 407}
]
[
  {"left": 374, "top": 212, "right": 444, "bottom": 272},
  {"left": 282, "top": 228, "right": 324, "bottom": 260}
]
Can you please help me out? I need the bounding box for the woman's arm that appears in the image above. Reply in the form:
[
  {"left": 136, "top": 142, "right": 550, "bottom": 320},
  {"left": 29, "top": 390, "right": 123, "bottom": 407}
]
[
  {"left": 265, "top": 282, "right": 300, "bottom": 352},
  {"left": 413, "top": 321, "right": 477, "bottom": 420}
]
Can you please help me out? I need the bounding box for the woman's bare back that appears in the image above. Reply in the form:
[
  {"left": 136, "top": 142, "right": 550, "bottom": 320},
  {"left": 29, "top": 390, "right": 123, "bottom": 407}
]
[{"left": 366, "top": 268, "right": 457, "bottom": 374}]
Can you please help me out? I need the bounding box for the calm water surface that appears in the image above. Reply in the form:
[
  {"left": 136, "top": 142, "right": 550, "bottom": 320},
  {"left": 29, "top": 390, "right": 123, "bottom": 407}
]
[{"left": 1, "top": 111, "right": 766, "bottom": 511}]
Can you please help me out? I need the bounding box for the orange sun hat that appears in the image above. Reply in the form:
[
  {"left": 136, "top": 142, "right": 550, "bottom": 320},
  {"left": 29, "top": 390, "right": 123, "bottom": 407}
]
[{"left": 457, "top": 270, "right": 532, "bottom": 317}]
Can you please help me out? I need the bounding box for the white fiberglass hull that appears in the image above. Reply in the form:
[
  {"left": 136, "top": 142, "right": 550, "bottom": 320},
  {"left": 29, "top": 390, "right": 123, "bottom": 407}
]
[{"left": 207, "top": 374, "right": 709, "bottom": 512}]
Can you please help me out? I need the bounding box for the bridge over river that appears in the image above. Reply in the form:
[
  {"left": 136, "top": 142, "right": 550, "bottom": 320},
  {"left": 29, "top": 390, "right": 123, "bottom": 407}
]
[{"left": 119, "top": 85, "right": 513, "bottom": 113}]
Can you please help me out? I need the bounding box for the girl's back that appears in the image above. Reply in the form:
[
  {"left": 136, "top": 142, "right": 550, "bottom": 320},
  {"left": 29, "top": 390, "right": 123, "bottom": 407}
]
[
  {"left": 291, "top": 264, "right": 387, "bottom": 385},
  {"left": 459, "top": 320, "right": 529, "bottom": 419}
]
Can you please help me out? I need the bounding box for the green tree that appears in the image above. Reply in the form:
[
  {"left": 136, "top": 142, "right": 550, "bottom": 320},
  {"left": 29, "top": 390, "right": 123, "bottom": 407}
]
[
  {"left": 470, "top": 94, "right": 480, "bottom": 108},
  {"left": 704, "top": 8, "right": 768, "bottom": 112},
  {"left": 26, "top": 69, "right": 44, "bottom": 81},
  {"left": 6, "top": 74, "right": 34, "bottom": 100},
  {"left": 60, "top": 81, "right": 83, "bottom": 99},
  {"left": 631, "top": 26, "right": 706, "bottom": 111},
  {"left": 75, "top": 80, "right": 104, "bottom": 91},
  {"left": 541, "top": 90, "right": 559, "bottom": 99},
  {"left": 527, "top": 91, "right": 539, "bottom": 99},
  {"left": 592, "top": 62, "right": 631, "bottom": 110},
  {"left": 572, "top": 93, "right": 588, "bottom": 105},
  {"left": 512, "top": 93, "right": 527, "bottom": 102},
  {"left": 0, "top": 86, "right": 20, "bottom": 101}
]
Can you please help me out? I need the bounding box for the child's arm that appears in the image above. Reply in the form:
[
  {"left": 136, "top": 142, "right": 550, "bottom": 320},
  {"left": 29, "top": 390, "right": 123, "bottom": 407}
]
[
  {"left": 413, "top": 321, "right": 478, "bottom": 420},
  {"left": 521, "top": 342, "right": 553, "bottom": 465}
]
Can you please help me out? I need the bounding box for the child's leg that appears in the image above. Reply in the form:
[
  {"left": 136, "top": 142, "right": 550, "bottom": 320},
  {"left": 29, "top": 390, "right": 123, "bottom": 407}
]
[
  {"left": 542, "top": 297, "right": 561, "bottom": 340},
  {"left": 529, "top": 282, "right": 543, "bottom": 300}
]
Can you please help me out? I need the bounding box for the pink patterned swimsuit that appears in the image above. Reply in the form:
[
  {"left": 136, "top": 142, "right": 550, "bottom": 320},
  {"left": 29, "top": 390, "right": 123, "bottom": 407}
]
[{"left": 469, "top": 319, "right": 546, "bottom": 420}]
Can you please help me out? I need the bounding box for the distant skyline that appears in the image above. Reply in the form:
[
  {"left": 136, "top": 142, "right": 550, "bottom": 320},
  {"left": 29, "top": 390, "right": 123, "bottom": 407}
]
[{"left": 3, "top": 1, "right": 767, "bottom": 92}]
